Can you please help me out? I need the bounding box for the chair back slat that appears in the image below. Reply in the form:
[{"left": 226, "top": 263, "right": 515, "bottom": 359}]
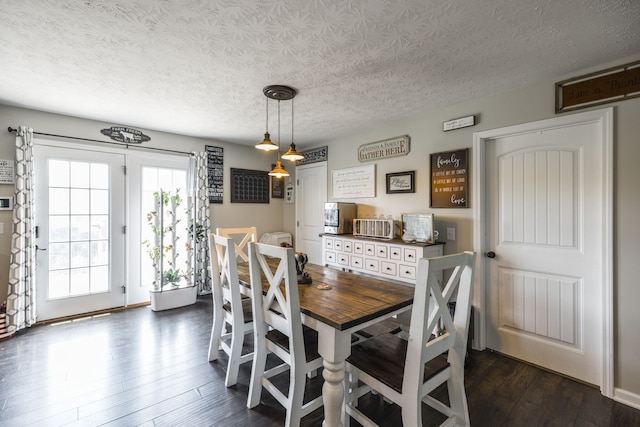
[
  {"left": 210, "top": 234, "right": 244, "bottom": 322},
  {"left": 216, "top": 227, "right": 257, "bottom": 263},
  {"left": 248, "top": 242, "right": 305, "bottom": 363}
]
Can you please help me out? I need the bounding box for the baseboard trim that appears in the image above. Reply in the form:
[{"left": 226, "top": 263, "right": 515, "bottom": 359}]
[{"left": 614, "top": 387, "right": 640, "bottom": 410}]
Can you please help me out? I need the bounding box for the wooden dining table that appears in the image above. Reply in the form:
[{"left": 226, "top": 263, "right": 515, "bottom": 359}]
[{"left": 236, "top": 260, "right": 415, "bottom": 427}]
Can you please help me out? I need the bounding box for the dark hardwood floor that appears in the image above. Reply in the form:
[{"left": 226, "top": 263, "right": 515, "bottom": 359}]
[{"left": 1, "top": 296, "right": 638, "bottom": 426}]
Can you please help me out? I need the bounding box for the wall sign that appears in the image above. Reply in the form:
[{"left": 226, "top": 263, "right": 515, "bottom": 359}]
[
  {"left": 271, "top": 164, "right": 284, "bottom": 199},
  {"left": 230, "top": 168, "right": 269, "bottom": 203},
  {"left": 296, "top": 146, "right": 328, "bottom": 165},
  {"left": 430, "top": 148, "right": 468, "bottom": 208},
  {"left": 0, "top": 159, "right": 15, "bottom": 184},
  {"left": 358, "top": 135, "right": 410, "bottom": 162},
  {"left": 100, "top": 126, "right": 151, "bottom": 144},
  {"left": 443, "top": 115, "right": 475, "bottom": 132},
  {"left": 332, "top": 164, "right": 376, "bottom": 199},
  {"left": 205, "top": 145, "right": 223, "bottom": 204},
  {"left": 555, "top": 59, "right": 640, "bottom": 113}
]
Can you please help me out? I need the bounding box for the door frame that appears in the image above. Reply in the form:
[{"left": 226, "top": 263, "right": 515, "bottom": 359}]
[{"left": 472, "top": 107, "right": 613, "bottom": 397}]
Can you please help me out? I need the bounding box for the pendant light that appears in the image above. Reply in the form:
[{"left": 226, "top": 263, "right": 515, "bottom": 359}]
[
  {"left": 281, "top": 96, "right": 304, "bottom": 161},
  {"left": 268, "top": 98, "right": 290, "bottom": 178},
  {"left": 255, "top": 95, "right": 278, "bottom": 151},
  {"left": 259, "top": 85, "right": 297, "bottom": 178}
]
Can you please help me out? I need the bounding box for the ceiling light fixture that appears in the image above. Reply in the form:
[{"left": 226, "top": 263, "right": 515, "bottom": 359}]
[
  {"left": 255, "top": 93, "right": 278, "bottom": 151},
  {"left": 281, "top": 96, "right": 304, "bottom": 162},
  {"left": 260, "top": 85, "right": 298, "bottom": 178}
]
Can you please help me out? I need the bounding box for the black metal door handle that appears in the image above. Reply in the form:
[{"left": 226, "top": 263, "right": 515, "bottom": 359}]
[{"left": 487, "top": 251, "right": 496, "bottom": 258}]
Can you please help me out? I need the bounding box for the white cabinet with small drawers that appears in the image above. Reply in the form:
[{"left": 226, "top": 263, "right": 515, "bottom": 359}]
[{"left": 322, "top": 235, "right": 444, "bottom": 285}]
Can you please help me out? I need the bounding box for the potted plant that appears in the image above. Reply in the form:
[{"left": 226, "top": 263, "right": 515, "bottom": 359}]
[{"left": 142, "top": 189, "right": 198, "bottom": 311}]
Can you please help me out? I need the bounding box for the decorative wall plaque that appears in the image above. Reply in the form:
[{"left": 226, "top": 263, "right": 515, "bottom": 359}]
[
  {"left": 430, "top": 148, "right": 468, "bottom": 208},
  {"left": 206, "top": 145, "right": 223, "bottom": 204},
  {"left": 332, "top": 164, "right": 376, "bottom": 199},
  {"left": 296, "top": 146, "right": 328, "bottom": 165},
  {"left": 443, "top": 115, "right": 475, "bottom": 132},
  {"left": 555, "top": 59, "right": 640, "bottom": 113},
  {"left": 358, "top": 135, "right": 410, "bottom": 162},
  {"left": 0, "top": 159, "right": 15, "bottom": 184},
  {"left": 100, "top": 126, "right": 150, "bottom": 143}
]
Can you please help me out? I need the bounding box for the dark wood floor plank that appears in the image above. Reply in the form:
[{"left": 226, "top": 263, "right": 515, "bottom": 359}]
[{"left": 0, "top": 296, "right": 638, "bottom": 427}]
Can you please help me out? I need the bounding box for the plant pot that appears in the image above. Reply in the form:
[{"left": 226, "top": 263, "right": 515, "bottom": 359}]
[{"left": 149, "top": 284, "right": 198, "bottom": 311}]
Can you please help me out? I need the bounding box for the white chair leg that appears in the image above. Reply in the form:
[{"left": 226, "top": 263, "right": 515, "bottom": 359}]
[
  {"left": 247, "top": 336, "right": 267, "bottom": 409},
  {"left": 208, "top": 310, "right": 224, "bottom": 362},
  {"left": 285, "top": 367, "right": 306, "bottom": 427},
  {"left": 224, "top": 327, "right": 243, "bottom": 387},
  {"left": 447, "top": 375, "right": 470, "bottom": 426},
  {"left": 401, "top": 397, "right": 423, "bottom": 427}
]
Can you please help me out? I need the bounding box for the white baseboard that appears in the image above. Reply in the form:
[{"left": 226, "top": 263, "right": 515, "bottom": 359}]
[{"left": 614, "top": 387, "right": 640, "bottom": 410}]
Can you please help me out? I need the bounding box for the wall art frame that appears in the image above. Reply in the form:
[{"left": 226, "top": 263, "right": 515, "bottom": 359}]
[{"left": 386, "top": 171, "right": 415, "bottom": 194}]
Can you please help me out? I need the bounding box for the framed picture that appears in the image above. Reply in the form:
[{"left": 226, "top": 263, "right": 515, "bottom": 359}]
[
  {"left": 386, "top": 171, "right": 415, "bottom": 194},
  {"left": 430, "top": 148, "right": 468, "bottom": 208}
]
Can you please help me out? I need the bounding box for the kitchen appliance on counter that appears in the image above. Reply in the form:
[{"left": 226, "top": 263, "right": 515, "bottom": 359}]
[{"left": 324, "top": 202, "right": 357, "bottom": 234}]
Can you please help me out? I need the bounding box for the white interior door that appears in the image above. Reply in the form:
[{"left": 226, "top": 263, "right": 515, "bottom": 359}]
[
  {"left": 34, "top": 144, "right": 126, "bottom": 321},
  {"left": 482, "top": 111, "right": 611, "bottom": 387},
  {"left": 295, "top": 162, "right": 327, "bottom": 265}
]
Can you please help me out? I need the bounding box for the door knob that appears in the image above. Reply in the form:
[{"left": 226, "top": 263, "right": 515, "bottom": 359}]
[{"left": 486, "top": 251, "right": 496, "bottom": 258}]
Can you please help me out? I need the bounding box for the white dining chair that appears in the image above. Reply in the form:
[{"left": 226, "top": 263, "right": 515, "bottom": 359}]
[
  {"left": 345, "top": 251, "right": 476, "bottom": 427},
  {"left": 208, "top": 234, "right": 254, "bottom": 387},
  {"left": 246, "top": 242, "right": 324, "bottom": 427},
  {"left": 216, "top": 226, "right": 257, "bottom": 264}
]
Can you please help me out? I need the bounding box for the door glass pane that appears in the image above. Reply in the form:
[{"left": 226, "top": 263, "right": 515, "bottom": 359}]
[
  {"left": 71, "top": 189, "right": 90, "bottom": 214},
  {"left": 49, "top": 189, "right": 69, "bottom": 215},
  {"left": 47, "top": 159, "right": 112, "bottom": 299},
  {"left": 49, "top": 216, "right": 70, "bottom": 242},
  {"left": 70, "top": 161, "right": 90, "bottom": 188},
  {"left": 49, "top": 160, "right": 69, "bottom": 187}
]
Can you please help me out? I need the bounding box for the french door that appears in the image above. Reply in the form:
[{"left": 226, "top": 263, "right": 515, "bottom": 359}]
[{"left": 34, "top": 144, "right": 126, "bottom": 321}]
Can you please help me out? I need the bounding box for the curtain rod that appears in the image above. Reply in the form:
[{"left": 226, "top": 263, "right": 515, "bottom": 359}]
[{"left": 7, "top": 127, "right": 193, "bottom": 156}]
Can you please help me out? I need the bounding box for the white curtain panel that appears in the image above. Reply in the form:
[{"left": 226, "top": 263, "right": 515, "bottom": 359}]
[
  {"left": 188, "top": 152, "right": 211, "bottom": 294},
  {"left": 4, "top": 126, "right": 37, "bottom": 338}
]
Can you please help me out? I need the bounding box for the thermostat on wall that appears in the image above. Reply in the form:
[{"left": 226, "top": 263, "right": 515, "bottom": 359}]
[{"left": 0, "top": 197, "right": 13, "bottom": 210}]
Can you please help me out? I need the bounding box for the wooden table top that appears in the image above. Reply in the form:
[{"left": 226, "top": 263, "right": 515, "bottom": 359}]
[{"left": 236, "top": 261, "right": 415, "bottom": 331}]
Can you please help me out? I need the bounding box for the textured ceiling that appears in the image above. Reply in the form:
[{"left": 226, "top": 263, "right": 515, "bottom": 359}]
[{"left": 1, "top": 0, "right": 639, "bottom": 147}]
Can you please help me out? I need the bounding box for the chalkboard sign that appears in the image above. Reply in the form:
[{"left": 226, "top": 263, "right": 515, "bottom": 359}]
[
  {"left": 206, "top": 145, "right": 223, "bottom": 204},
  {"left": 430, "top": 148, "right": 468, "bottom": 208},
  {"left": 231, "top": 168, "right": 269, "bottom": 203}
]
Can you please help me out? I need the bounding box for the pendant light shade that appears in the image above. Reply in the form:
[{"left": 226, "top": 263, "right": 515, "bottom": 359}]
[
  {"left": 255, "top": 96, "right": 278, "bottom": 151},
  {"left": 268, "top": 160, "right": 289, "bottom": 178}
]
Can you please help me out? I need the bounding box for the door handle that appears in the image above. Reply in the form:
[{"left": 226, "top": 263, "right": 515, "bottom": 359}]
[
  {"left": 36, "top": 245, "right": 47, "bottom": 251},
  {"left": 486, "top": 251, "right": 496, "bottom": 258}
]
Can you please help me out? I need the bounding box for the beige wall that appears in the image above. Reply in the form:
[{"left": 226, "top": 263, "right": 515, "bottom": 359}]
[
  {"left": 307, "top": 55, "right": 640, "bottom": 400},
  {"left": 0, "top": 105, "right": 289, "bottom": 302}
]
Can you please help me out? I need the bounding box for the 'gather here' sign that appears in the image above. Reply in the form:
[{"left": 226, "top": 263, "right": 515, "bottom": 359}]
[{"left": 358, "top": 135, "right": 410, "bottom": 162}]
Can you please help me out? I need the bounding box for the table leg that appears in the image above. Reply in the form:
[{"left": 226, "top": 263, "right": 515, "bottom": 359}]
[
  {"left": 322, "top": 359, "right": 345, "bottom": 427},
  {"left": 317, "top": 326, "right": 352, "bottom": 427}
]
